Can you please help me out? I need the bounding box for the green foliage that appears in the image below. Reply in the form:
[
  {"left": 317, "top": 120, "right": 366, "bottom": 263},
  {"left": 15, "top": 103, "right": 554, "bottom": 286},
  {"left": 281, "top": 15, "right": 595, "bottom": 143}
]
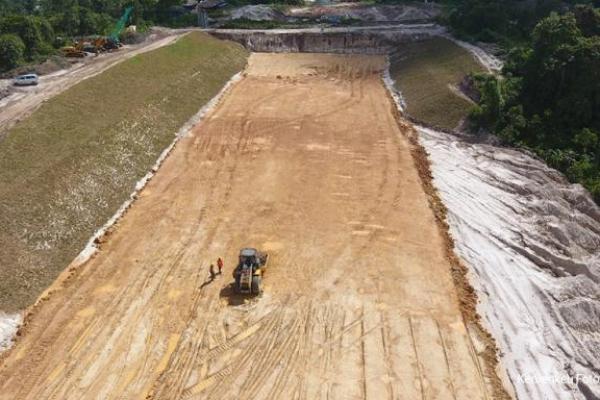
[
  {"left": 469, "top": 73, "right": 503, "bottom": 128},
  {"left": 445, "top": 0, "right": 600, "bottom": 44},
  {"left": 471, "top": 5, "right": 600, "bottom": 203},
  {"left": 79, "top": 9, "right": 114, "bottom": 35},
  {"left": 0, "top": 0, "right": 32, "bottom": 17},
  {"left": 220, "top": 17, "right": 308, "bottom": 29},
  {"left": 61, "top": 4, "right": 81, "bottom": 35},
  {"left": 0, "top": 0, "right": 204, "bottom": 72},
  {"left": 574, "top": 128, "right": 599, "bottom": 152},
  {"left": 0, "top": 15, "right": 55, "bottom": 58},
  {"left": 448, "top": 0, "right": 513, "bottom": 42},
  {"left": 574, "top": 3, "right": 600, "bottom": 36},
  {"left": 162, "top": 12, "right": 197, "bottom": 28},
  {"left": 0, "top": 33, "right": 25, "bottom": 70}
]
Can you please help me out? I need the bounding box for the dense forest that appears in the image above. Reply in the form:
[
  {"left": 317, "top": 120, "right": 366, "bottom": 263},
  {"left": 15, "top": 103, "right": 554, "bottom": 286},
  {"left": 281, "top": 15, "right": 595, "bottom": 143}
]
[
  {"left": 0, "top": 0, "right": 302, "bottom": 72},
  {"left": 445, "top": 0, "right": 599, "bottom": 43},
  {"left": 445, "top": 1, "right": 600, "bottom": 202},
  {"left": 0, "top": 0, "right": 188, "bottom": 71}
]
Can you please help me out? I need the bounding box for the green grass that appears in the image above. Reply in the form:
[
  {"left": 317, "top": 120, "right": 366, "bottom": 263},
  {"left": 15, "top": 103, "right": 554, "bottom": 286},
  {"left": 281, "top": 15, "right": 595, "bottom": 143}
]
[
  {"left": 389, "top": 37, "right": 484, "bottom": 130},
  {"left": 0, "top": 32, "right": 248, "bottom": 312}
]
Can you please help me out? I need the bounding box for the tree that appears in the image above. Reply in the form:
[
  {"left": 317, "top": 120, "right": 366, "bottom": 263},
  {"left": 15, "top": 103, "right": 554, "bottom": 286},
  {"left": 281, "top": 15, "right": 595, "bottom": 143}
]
[
  {"left": 469, "top": 5, "right": 600, "bottom": 204},
  {"left": 519, "top": 10, "right": 600, "bottom": 141},
  {"left": 79, "top": 8, "right": 114, "bottom": 35},
  {"left": 0, "top": 33, "right": 25, "bottom": 71},
  {"left": 0, "top": 0, "right": 29, "bottom": 16},
  {"left": 61, "top": 4, "right": 81, "bottom": 36},
  {"left": 469, "top": 73, "right": 504, "bottom": 129},
  {"left": 19, "top": 16, "right": 45, "bottom": 56},
  {"left": 574, "top": 4, "right": 600, "bottom": 36},
  {"left": 0, "top": 15, "right": 55, "bottom": 58},
  {"left": 448, "top": 0, "right": 512, "bottom": 42}
]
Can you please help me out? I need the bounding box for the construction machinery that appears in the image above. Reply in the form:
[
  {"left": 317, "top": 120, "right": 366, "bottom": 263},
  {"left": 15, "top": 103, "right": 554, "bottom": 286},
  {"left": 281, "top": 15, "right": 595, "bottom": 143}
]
[
  {"left": 233, "top": 248, "right": 269, "bottom": 295},
  {"left": 61, "top": 39, "right": 86, "bottom": 58},
  {"left": 61, "top": 7, "right": 133, "bottom": 57},
  {"left": 109, "top": 6, "right": 134, "bottom": 46},
  {"left": 92, "top": 7, "right": 134, "bottom": 51}
]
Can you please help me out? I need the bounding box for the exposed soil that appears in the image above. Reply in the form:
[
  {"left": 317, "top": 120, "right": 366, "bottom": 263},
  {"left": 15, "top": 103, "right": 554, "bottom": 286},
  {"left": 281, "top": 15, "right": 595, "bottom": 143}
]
[
  {"left": 0, "top": 53, "right": 498, "bottom": 399},
  {"left": 209, "top": 24, "right": 445, "bottom": 54}
]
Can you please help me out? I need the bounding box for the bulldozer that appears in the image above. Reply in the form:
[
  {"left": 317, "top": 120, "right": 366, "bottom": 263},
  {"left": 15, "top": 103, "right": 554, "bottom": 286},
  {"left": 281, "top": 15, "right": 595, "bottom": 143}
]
[
  {"left": 233, "top": 248, "right": 268, "bottom": 295},
  {"left": 61, "top": 39, "right": 86, "bottom": 58}
]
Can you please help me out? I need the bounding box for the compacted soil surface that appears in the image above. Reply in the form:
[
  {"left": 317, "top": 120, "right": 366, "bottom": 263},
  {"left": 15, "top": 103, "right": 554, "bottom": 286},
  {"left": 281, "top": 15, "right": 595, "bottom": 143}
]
[{"left": 0, "top": 53, "right": 496, "bottom": 399}]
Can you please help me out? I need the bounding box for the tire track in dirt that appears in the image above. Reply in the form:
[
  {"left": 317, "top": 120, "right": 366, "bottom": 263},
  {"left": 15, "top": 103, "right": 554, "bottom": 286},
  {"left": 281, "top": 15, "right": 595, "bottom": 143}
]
[{"left": 0, "top": 53, "right": 499, "bottom": 400}]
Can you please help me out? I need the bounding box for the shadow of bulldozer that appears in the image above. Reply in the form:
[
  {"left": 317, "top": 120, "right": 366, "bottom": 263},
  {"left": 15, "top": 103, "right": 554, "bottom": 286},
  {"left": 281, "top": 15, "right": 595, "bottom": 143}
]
[{"left": 219, "top": 283, "right": 250, "bottom": 306}]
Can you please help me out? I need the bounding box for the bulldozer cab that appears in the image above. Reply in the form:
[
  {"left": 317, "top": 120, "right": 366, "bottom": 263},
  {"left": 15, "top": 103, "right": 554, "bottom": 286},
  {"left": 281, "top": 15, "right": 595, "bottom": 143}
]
[{"left": 239, "top": 248, "right": 258, "bottom": 263}]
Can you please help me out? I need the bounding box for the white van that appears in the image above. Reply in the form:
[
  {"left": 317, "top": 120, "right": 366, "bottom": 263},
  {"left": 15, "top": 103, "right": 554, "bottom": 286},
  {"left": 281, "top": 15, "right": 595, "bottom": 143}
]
[{"left": 13, "top": 74, "right": 39, "bottom": 86}]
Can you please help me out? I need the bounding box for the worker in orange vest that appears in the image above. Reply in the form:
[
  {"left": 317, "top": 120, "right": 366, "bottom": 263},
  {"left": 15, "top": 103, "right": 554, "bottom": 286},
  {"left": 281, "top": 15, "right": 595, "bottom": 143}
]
[{"left": 217, "top": 257, "right": 224, "bottom": 275}]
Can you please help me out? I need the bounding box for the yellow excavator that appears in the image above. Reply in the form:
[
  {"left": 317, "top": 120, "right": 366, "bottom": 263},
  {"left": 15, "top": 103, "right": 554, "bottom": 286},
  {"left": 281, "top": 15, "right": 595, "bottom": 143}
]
[
  {"left": 61, "top": 7, "right": 133, "bottom": 57},
  {"left": 61, "top": 39, "right": 86, "bottom": 58}
]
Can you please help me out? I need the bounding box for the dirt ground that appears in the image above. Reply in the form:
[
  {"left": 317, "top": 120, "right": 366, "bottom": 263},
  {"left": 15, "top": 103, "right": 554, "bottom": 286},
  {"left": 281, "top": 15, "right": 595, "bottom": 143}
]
[
  {"left": 0, "top": 29, "right": 183, "bottom": 138},
  {"left": 0, "top": 53, "right": 495, "bottom": 399}
]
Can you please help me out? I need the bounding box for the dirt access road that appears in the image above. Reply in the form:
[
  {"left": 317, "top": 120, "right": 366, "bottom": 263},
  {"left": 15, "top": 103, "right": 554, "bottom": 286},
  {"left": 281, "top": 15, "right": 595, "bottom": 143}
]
[
  {"left": 0, "top": 53, "right": 495, "bottom": 399},
  {"left": 0, "top": 29, "right": 183, "bottom": 138}
]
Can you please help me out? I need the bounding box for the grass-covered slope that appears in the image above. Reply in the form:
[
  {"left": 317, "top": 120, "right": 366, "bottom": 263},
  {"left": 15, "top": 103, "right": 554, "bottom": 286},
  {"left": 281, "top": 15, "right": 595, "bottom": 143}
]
[
  {"left": 0, "top": 32, "right": 248, "bottom": 312},
  {"left": 389, "top": 37, "right": 483, "bottom": 131}
]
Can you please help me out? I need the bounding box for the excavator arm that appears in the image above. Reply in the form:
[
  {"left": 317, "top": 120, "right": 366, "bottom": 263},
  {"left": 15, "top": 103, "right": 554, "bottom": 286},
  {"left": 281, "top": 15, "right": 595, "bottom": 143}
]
[{"left": 109, "top": 6, "right": 134, "bottom": 43}]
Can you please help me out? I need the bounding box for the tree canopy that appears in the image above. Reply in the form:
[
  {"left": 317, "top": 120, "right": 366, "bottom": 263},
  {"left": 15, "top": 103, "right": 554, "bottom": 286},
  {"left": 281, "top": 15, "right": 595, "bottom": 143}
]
[
  {"left": 0, "top": 0, "right": 190, "bottom": 71},
  {"left": 446, "top": 0, "right": 600, "bottom": 44},
  {"left": 0, "top": 34, "right": 25, "bottom": 70},
  {"left": 470, "top": 5, "right": 600, "bottom": 202}
]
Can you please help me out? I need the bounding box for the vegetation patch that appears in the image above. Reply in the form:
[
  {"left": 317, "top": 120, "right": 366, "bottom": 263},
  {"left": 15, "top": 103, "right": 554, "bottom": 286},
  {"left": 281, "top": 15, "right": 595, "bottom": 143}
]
[
  {"left": 0, "top": 32, "right": 248, "bottom": 312},
  {"left": 470, "top": 6, "right": 600, "bottom": 203},
  {"left": 389, "top": 37, "right": 484, "bottom": 130}
]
